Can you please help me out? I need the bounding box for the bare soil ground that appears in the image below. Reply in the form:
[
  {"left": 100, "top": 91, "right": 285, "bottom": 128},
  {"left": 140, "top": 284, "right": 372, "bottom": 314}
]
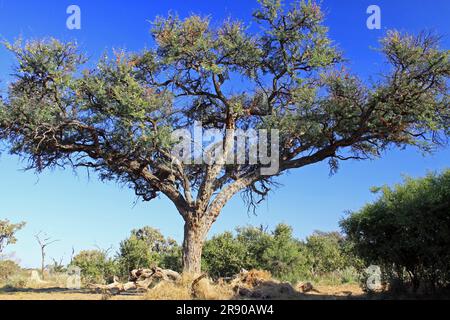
[
  {"left": 304, "top": 284, "right": 365, "bottom": 299},
  {"left": 0, "top": 288, "right": 142, "bottom": 300}
]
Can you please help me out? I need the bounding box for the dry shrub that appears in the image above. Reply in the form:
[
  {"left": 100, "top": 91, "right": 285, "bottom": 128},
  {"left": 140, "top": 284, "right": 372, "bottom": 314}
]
[
  {"left": 2, "top": 275, "right": 28, "bottom": 290},
  {"left": 231, "top": 269, "right": 302, "bottom": 300},
  {"left": 193, "top": 278, "right": 233, "bottom": 300},
  {"left": 41, "top": 272, "right": 70, "bottom": 288},
  {"left": 0, "top": 260, "right": 21, "bottom": 280},
  {"left": 233, "top": 269, "right": 272, "bottom": 287},
  {"left": 144, "top": 269, "right": 304, "bottom": 300},
  {"left": 145, "top": 274, "right": 193, "bottom": 300},
  {"left": 1, "top": 269, "right": 33, "bottom": 290}
]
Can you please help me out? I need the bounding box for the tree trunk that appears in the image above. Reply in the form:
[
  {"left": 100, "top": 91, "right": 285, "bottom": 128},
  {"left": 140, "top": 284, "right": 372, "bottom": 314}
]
[
  {"left": 41, "top": 249, "right": 45, "bottom": 280},
  {"left": 182, "top": 220, "right": 208, "bottom": 275}
]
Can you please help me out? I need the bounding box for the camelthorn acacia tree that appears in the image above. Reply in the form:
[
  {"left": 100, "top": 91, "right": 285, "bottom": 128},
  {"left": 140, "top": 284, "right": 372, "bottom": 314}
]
[{"left": 0, "top": 1, "right": 449, "bottom": 274}]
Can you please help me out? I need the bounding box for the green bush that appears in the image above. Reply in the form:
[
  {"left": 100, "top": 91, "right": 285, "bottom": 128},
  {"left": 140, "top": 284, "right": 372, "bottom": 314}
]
[
  {"left": 117, "top": 226, "right": 182, "bottom": 276},
  {"left": 341, "top": 170, "right": 450, "bottom": 293},
  {"left": 339, "top": 267, "right": 360, "bottom": 284},
  {"left": 235, "top": 226, "right": 273, "bottom": 270},
  {"left": 117, "top": 235, "right": 155, "bottom": 277},
  {"left": 305, "top": 231, "right": 355, "bottom": 276},
  {"left": 203, "top": 224, "right": 312, "bottom": 282},
  {"left": 70, "top": 250, "right": 117, "bottom": 284},
  {"left": 202, "top": 231, "right": 248, "bottom": 278},
  {"left": 261, "top": 224, "right": 309, "bottom": 283},
  {"left": 160, "top": 245, "right": 182, "bottom": 272}
]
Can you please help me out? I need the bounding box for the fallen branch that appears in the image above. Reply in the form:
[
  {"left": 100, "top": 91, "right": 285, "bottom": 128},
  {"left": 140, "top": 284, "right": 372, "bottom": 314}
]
[{"left": 88, "top": 267, "right": 181, "bottom": 294}]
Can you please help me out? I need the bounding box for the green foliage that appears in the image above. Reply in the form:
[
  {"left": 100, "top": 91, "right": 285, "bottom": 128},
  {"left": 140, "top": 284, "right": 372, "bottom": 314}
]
[
  {"left": 117, "top": 227, "right": 181, "bottom": 276},
  {"left": 117, "top": 235, "right": 155, "bottom": 276},
  {"left": 341, "top": 170, "right": 450, "bottom": 293},
  {"left": 235, "top": 226, "right": 273, "bottom": 270},
  {"left": 0, "top": 260, "right": 21, "bottom": 280},
  {"left": 0, "top": 1, "right": 447, "bottom": 206},
  {"left": 70, "top": 250, "right": 117, "bottom": 284},
  {"left": 132, "top": 226, "right": 179, "bottom": 254},
  {"left": 202, "top": 224, "right": 353, "bottom": 283},
  {"left": 260, "top": 224, "right": 308, "bottom": 282},
  {"left": 305, "top": 231, "right": 352, "bottom": 275},
  {"left": 0, "top": 220, "right": 25, "bottom": 254},
  {"left": 202, "top": 231, "right": 248, "bottom": 278},
  {"left": 160, "top": 245, "right": 182, "bottom": 272}
]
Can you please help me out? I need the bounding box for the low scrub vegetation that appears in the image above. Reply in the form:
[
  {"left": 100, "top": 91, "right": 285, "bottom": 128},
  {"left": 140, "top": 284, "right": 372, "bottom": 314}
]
[
  {"left": 66, "top": 225, "right": 358, "bottom": 287},
  {"left": 71, "top": 250, "right": 117, "bottom": 284},
  {"left": 0, "top": 260, "right": 21, "bottom": 280},
  {"left": 203, "top": 225, "right": 359, "bottom": 285}
]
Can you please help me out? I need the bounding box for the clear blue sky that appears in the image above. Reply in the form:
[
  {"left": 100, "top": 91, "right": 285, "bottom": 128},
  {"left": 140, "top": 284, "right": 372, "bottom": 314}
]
[{"left": 0, "top": 0, "right": 449, "bottom": 268}]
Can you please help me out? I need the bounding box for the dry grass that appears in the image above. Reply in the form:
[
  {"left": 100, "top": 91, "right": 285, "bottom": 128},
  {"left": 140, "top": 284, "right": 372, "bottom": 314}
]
[
  {"left": 144, "top": 273, "right": 234, "bottom": 300},
  {"left": 144, "top": 274, "right": 193, "bottom": 300},
  {"left": 193, "top": 278, "right": 234, "bottom": 300},
  {"left": 144, "top": 269, "right": 321, "bottom": 300},
  {"left": 0, "top": 270, "right": 70, "bottom": 291},
  {"left": 229, "top": 270, "right": 303, "bottom": 300},
  {"left": 231, "top": 269, "right": 272, "bottom": 287}
]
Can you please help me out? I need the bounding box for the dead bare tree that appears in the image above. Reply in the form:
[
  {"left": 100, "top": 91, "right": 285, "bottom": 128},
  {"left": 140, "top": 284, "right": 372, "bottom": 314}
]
[
  {"left": 35, "top": 232, "right": 59, "bottom": 279},
  {"left": 70, "top": 246, "right": 75, "bottom": 265}
]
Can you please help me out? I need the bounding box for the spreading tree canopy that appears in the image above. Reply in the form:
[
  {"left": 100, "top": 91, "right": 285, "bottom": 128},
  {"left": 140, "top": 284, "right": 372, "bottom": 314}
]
[{"left": 0, "top": 0, "right": 449, "bottom": 273}]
